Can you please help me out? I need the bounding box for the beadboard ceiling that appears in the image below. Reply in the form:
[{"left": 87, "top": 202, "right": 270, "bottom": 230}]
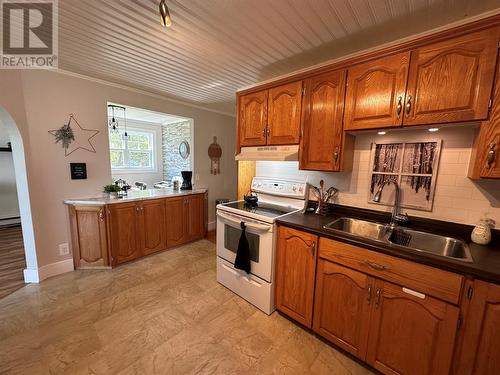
[{"left": 59, "top": 0, "right": 500, "bottom": 115}]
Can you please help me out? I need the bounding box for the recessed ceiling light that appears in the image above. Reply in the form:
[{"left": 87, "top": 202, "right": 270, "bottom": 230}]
[
  {"left": 428, "top": 128, "right": 439, "bottom": 132},
  {"left": 377, "top": 131, "right": 387, "bottom": 135}
]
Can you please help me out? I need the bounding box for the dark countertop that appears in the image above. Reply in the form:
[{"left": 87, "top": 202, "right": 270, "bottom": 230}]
[{"left": 277, "top": 205, "right": 500, "bottom": 284}]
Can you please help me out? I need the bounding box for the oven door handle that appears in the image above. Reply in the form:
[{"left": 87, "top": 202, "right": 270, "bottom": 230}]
[{"left": 217, "top": 211, "right": 272, "bottom": 232}]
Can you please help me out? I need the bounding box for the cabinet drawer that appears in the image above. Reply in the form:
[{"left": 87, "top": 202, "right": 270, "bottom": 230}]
[{"left": 319, "top": 238, "right": 463, "bottom": 304}]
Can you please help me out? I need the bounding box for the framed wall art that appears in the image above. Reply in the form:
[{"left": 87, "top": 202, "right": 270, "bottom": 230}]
[{"left": 368, "top": 140, "right": 442, "bottom": 211}]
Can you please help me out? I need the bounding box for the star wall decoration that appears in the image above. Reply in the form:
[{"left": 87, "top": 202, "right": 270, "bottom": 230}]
[{"left": 49, "top": 114, "right": 99, "bottom": 157}]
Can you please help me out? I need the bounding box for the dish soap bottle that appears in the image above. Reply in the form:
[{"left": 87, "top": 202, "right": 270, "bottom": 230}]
[{"left": 471, "top": 217, "right": 495, "bottom": 245}]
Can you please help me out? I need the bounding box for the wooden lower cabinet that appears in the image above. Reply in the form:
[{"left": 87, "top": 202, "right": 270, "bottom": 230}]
[
  {"left": 166, "top": 194, "right": 206, "bottom": 247},
  {"left": 453, "top": 280, "right": 500, "bottom": 375},
  {"left": 313, "top": 259, "right": 372, "bottom": 359},
  {"left": 279, "top": 227, "right": 467, "bottom": 375},
  {"left": 185, "top": 194, "right": 205, "bottom": 242},
  {"left": 69, "top": 205, "right": 109, "bottom": 268},
  {"left": 108, "top": 202, "right": 142, "bottom": 265},
  {"left": 366, "top": 279, "right": 459, "bottom": 375},
  {"left": 275, "top": 226, "right": 317, "bottom": 327},
  {"left": 138, "top": 199, "right": 167, "bottom": 255}
]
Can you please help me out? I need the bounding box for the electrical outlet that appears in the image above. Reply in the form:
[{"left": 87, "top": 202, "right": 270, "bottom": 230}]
[{"left": 59, "top": 243, "right": 70, "bottom": 256}]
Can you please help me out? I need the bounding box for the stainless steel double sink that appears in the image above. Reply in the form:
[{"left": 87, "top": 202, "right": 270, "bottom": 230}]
[{"left": 324, "top": 217, "right": 473, "bottom": 263}]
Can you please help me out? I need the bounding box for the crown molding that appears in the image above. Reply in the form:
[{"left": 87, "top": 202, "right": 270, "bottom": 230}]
[{"left": 51, "top": 69, "right": 236, "bottom": 118}]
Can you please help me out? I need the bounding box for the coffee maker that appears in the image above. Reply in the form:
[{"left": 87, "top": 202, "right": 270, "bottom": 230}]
[{"left": 181, "top": 171, "right": 193, "bottom": 190}]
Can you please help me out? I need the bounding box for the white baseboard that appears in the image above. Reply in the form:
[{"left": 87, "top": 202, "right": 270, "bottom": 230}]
[
  {"left": 208, "top": 221, "right": 216, "bottom": 231},
  {"left": 37, "top": 259, "right": 74, "bottom": 282},
  {"left": 23, "top": 267, "right": 40, "bottom": 283}
]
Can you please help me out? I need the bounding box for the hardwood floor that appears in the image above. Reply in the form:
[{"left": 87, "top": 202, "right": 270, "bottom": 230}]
[
  {"left": 0, "top": 239, "right": 375, "bottom": 374},
  {"left": 0, "top": 225, "right": 26, "bottom": 300}
]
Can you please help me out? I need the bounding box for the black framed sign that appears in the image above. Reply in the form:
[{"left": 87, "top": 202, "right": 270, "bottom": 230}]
[{"left": 70, "top": 163, "right": 87, "bottom": 180}]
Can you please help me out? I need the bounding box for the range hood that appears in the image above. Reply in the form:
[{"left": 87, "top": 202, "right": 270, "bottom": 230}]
[{"left": 235, "top": 145, "right": 299, "bottom": 161}]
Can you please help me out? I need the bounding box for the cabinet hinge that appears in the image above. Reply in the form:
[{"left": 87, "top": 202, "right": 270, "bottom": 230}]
[
  {"left": 301, "top": 87, "right": 305, "bottom": 96},
  {"left": 457, "top": 316, "right": 462, "bottom": 330},
  {"left": 467, "top": 285, "right": 474, "bottom": 300},
  {"left": 489, "top": 98, "right": 493, "bottom": 110}
]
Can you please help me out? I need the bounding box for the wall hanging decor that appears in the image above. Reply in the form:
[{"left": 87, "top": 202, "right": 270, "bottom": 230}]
[
  {"left": 179, "top": 140, "right": 190, "bottom": 159},
  {"left": 49, "top": 114, "right": 99, "bottom": 157},
  {"left": 208, "top": 136, "right": 222, "bottom": 175},
  {"left": 368, "top": 140, "right": 442, "bottom": 211}
]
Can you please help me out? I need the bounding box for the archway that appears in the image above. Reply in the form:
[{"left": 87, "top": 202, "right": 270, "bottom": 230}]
[{"left": 0, "top": 106, "right": 39, "bottom": 283}]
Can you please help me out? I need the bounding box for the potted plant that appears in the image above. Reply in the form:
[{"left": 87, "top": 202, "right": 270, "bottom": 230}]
[{"left": 103, "top": 184, "right": 121, "bottom": 199}]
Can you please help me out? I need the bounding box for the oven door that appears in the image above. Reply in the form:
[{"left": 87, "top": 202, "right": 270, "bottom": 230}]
[{"left": 216, "top": 210, "right": 274, "bottom": 282}]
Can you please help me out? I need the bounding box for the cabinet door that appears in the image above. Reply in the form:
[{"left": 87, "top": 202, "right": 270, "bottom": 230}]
[
  {"left": 70, "top": 206, "right": 109, "bottom": 268},
  {"left": 108, "top": 202, "right": 141, "bottom": 265},
  {"left": 267, "top": 81, "right": 303, "bottom": 145},
  {"left": 366, "top": 280, "right": 459, "bottom": 375},
  {"left": 344, "top": 52, "right": 410, "bottom": 130},
  {"left": 404, "top": 29, "right": 499, "bottom": 126},
  {"left": 313, "top": 259, "right": 372, "bottom": 359},
  {"left": 166, "top": 197, "right": 185, "bottom": 248},
  {"left": 453, "top": 280, "right": 500, "bottom": 375},
  {"left": 138, "top": 199, "right": 167, "bottom": 255},
  {"left": 275, "top": 226, "right": 317, "bottom": 327},
  {"left": 300, "top": 70, "right": 347, "bottom": 171},
  {"left": 185, "top": 194, "right": 204, "bottom": 242},
  {"left": 470, "top": 51, "right": 500, "bottom": 179},
  {"left": 239, "top": 90, "right": 268, "bottom": 146}
]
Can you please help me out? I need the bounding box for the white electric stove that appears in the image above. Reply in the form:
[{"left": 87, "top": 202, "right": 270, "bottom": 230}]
[{"left": 216, "top": 177, "right": 308, "bottom": 314}]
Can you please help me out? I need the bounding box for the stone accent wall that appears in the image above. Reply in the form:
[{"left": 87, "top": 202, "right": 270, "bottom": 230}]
[{"left": 162, "top": 120, "right": 192, "bottom": 182}]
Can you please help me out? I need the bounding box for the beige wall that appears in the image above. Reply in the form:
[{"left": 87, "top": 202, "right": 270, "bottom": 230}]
[
  {"left": 257, "top": 126, "right": 500, "bottom": 229},
  {"left": 0, "top": 70, "right": 237, "bottom": 268}
]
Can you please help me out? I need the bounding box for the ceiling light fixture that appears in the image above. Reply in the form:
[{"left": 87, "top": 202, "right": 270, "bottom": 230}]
[
  {"left": 159, "top": 0, "right": 172, "bottom": 27},
  {"left": 428, "top": 128, "right": 439, "bottom": 132},
  {"left": 108, "top": 105, "right": 119, "bottom": 133},
  {"left": 377, "top": 131, "right": 387, "bottom": 135}
]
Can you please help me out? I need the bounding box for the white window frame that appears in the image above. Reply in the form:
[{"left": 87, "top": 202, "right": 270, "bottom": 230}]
[{"left": 109, "top": 128, "right": 156, "bottom": 173}]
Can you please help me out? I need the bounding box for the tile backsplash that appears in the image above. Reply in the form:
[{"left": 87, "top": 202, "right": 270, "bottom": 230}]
[{"left": 256, "top": 125, "right": 500, "bottom": 229}]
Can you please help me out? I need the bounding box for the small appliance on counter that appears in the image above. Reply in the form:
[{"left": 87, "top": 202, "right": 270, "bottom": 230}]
[{"left": 181, "top": 171, "right": 193, "bottom": 190}]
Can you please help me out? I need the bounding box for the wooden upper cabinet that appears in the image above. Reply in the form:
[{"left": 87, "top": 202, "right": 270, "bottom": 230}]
[
  {"left": 108, "top": 202, "right": 142, "bottom": 265},
  {"left": 470, "top": 50, "right": 500, "bottom": 179},
  {"left": 267, "top": 81, "right": 303, "bottom": 145},
  {"left": 138, "top": 199, "right": 167, "bottom": 255},
  {"left": 300, "top": 70, "right": 348, "bottom": 171},
  {"left": 344, "top": 52, "right": 410, "bottom": 130},
  {"left": 453, "top": 280, "right": 500, "bottom": 375},
  {"left": 366, "top": 279, "right": 459, "bottom": 375},
  {"left": 166, "top": 196, "right": 185, "bottom": 248},
  {"left": 313, "top": 259, "right": 372, "bottom": 359},
  {"left": 404, "top": 29, "right": 499, "bottom": 126},
  {"left": 69, "top": 205, "right": 109, "bottom": 269},
  {"left": 239, "top": 90, "right": 268, "bottom": 146},
  {"left": 275, "top": 226, "right": 317, "bottom": 327}
]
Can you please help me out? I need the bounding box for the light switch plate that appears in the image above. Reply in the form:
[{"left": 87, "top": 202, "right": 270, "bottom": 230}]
[{"left": 59, "top": 243, "right": 70, "bottom": 256}]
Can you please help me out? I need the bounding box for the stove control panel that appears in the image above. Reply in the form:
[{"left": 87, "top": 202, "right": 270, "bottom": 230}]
[{"left": 251, "top": 177, "right": 308, "bottom": 199}]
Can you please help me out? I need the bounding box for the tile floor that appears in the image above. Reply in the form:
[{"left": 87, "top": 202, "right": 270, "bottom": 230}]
[{"left": 0, "top": 239, "right": 376, "bottom": 375}]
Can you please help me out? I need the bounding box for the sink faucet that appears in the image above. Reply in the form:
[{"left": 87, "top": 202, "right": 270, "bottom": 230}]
[{"left": 373, "top": 179, "right": 409, "bottom": 228}]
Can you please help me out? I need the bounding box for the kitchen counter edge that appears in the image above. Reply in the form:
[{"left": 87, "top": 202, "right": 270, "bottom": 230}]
[{"left": 63, "top": 188, "right": 208, "bottom": 206}]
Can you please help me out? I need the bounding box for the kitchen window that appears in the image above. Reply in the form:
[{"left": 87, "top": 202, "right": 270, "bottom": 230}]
[{"left": 109, "top": 129, "right": 155, "bottom": 171}]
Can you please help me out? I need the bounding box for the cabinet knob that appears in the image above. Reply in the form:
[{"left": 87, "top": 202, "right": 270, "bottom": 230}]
[
  {"left": 486, "top": 143, "right": 496, "bottom": 169},
  {"left": 375, "top": 288, "right": 382, "bottom": 308},
  {"left": 405, "top": 95, "right": 412, "bottom": 116},
  {"left": 396, "top": 96, "right": 403, "bottom": 119},
  {"left": 333, "top": 146, "right": 340, "bottom": 164}
]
